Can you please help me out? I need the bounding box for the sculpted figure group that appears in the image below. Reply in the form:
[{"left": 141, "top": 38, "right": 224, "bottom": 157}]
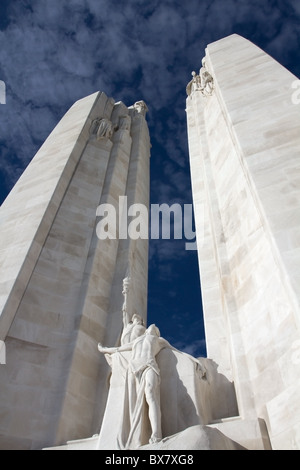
[
  {"left": 186, "top": 58, "right": 214, "bottom": 97},
  {"left": 98, "top": 277, "right": 206, "bottom": 449}
]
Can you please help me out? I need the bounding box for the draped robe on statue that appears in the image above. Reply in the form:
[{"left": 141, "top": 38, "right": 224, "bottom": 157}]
[
  {"left": 97, "top": 335, "right": 209, "bottom": 450},
  {"left": 111, "top": 350, "right": 154, "bottom": 449}
]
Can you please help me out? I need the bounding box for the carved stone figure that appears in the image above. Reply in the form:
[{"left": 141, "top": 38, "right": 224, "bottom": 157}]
[
  {"left": 90, "top": 117, "right": 114, "bottom": 140},
  {"left": 98, "top": 322, "right": 206, "bottom": 448},
  {"left": 133, "top": 100, "right": 148, "bottom": 117},
  {"left": 97, "top": 118, "right": 114, "bottom": 140},
  {"left": 192, "top": 71, "right": 202, "bottom": 92},
  {"left": 199, "top": 58, "right": 214, "bottom": 96},
  {"left": 90, "top": 117, "right": 101, "bottom": 136},
  {"left": 121, "top": 313, "right": 145, "bottom": 345},
  {"left": 186, "top": 58, "right": 214, "bottom": 97},
  {"left": 97, "top": 276, "right": 207, "bottom": 449},
  {"left": 186, "top": 70, "right": 202, "bottom": 96},
  {"left": 98, "top": 324, "right": 163, "bottom": 445}
]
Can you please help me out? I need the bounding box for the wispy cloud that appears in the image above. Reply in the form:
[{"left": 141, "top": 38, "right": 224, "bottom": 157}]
[
  {"left": 0, "top": 0, "right": 299, "bottom": 352},
  {"left": 172, "top": 339, "right": 207, "bottom": 358},
  {"left": 0, "top": 0, "right": 299, "bottom": 193}
]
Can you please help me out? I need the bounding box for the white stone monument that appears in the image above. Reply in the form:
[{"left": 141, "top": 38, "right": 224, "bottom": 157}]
[
  {"left": 97, "top": 276, "right": 207, "bottom": 449},
  {"left": 45, "top": 277, "right": 245, "bottom": 451},
  {"left": 1, "top": 34, "right": 299, "bottom": 451},
  {"left": 0, "top": 92, "right": 150, "bottom": 449},
  {"left": 186, "top": 34, "right": 300, "bottom": 450}
]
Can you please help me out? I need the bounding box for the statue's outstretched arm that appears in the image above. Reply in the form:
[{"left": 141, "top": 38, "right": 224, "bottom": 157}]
[
  {"left": 98, "top": 344, "right": 118, "bottom": 355},
  {"left": 98, "top": 341, "right": 134, "bottom": 355}
]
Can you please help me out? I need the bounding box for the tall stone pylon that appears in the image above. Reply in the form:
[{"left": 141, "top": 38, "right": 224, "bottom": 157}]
[
  {"left": 186, "top": 34, "right": 300, "bottom": 450},
  {"left": 0, "top": 92, "right": 150, "bottom": 449}
]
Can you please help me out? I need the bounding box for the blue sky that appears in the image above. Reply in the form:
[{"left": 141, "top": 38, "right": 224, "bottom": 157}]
[{"left": 0, "top": 0, "right": 299, "bottom": 357}]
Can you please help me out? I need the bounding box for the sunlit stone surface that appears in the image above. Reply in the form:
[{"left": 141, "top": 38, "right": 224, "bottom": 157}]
[{"left": 187, "top": 34, "right": 300, "bottom": 450}]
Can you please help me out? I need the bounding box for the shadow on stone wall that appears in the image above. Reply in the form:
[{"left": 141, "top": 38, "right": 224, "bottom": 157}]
[
  {"left": 157, "top": 352, "right": 239, "bottom": 439},
  {"left": 201, "top": 358, "right": 239, "bottom": 421}
]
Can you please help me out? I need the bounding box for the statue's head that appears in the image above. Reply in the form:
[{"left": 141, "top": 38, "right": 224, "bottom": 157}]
[
  {"left": 146, "top": 324, "right": 160, "bottom": 337},
  {"left": 133, "top": 101, "right": 148, "bottom": 116},
  {"left": 132, "top": 314, "right": 144, "bottom": 325}
]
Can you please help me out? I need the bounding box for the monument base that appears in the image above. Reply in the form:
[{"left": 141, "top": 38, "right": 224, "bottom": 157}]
[
  {"left": 44, "top": 419, "right": 271, "bottom": 450},
  {"left": 139, "top": 425, "right": 245, "bottom": 450},
  {"left": 43, "top": 426, "right": 243, "bottom": 450}
]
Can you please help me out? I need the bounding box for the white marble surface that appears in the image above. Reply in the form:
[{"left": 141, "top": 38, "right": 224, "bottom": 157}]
[
  {"left": 97, "top": 344, "right": 208, "bottom": 450},
  {"left": 0, "top": 92, "right": 151, "bottom": 450},
  {"left": 187, "top": 34, "right": 300, "bottom": 450},
  {"left": 44, "top": 425, "right": 245, "bottom": 451}
]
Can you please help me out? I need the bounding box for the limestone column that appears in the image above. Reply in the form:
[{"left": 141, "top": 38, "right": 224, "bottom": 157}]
[
  {"left": 0, "top": 92, "right": 150, "bottom": 449},
  {"left": 186, "top": 34, "right": 300, "bottom": 449}
]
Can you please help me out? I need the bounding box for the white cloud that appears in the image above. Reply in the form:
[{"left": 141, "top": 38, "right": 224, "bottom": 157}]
[
  {"left": 1, "top": 0, "right": 298, "bottom": 195},
  {"left": 173, "top": 339, "right": 206, "bottom": 357},
  {"left": 0, "top": 0, "right": 298, "bottom": 226},
  {"left": 1, "top": 0, "right": 299, "bottom": 356}
]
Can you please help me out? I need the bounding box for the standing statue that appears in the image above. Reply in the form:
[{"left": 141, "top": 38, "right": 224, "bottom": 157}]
[
  {"left": 99, "top": 324, "right": 165, "bottom": 445},
  {"left": 191, "top": 70, "right": 202, "bottom": 92},
  {"left": 90, "top": 117, "right": 114, "bottom": 140},
  {"left": 90, "top": 117, "right": 101, "bottom": 136},
  {"left": 98, "top": 278, "right": 205, "bottom": 449},
  {"left": 199, "top": 58, "right": 214, "bottom": 96},
  {"left": 132, "top": 101, "right": 148, "bottom": 117},
  {"left": 97, "top": 118, "right": 114, "bottom": 140},
  {"left": 186, "top": 57, "right": 214, "bottom": 97}
]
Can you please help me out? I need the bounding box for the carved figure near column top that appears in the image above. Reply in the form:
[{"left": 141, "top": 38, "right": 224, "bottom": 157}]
[
  {"left": 186, "top": 57, "right": 214, "bottom": 97},
  {"left": 132, "top": 100, "right": 148, "bottom": 117},
  {"left": 90, "top": 117, "right": 101, "bottom": 136},
  {"left": 90, "top": 117, "right": 114, "bottom": 141},
  {"left": 199, "top": 58, "right": 214, "bottom": 96},
  {"left": 191, "top": 70, "right": 202, "bottom": 92},
  {"left": 97, "top": 118, "right": 114, "bottom": 140}
]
